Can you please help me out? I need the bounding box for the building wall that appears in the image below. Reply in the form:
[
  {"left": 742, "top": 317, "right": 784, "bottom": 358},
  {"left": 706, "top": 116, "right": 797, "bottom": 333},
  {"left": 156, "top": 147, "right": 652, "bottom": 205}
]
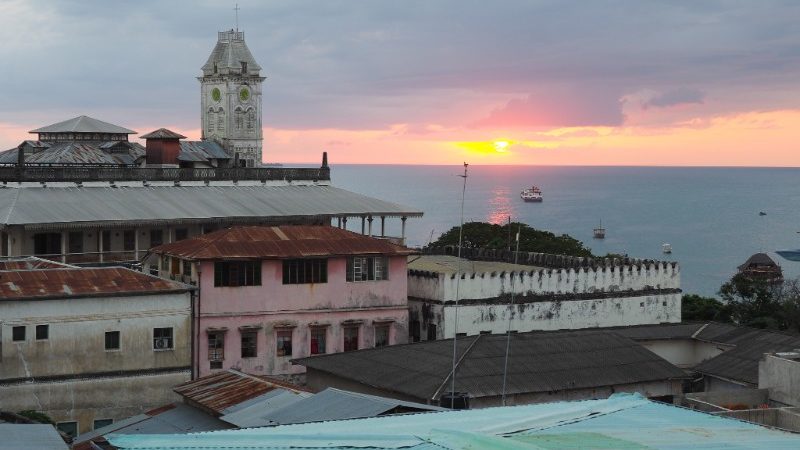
[
  {"left": 638, "top": 339, "right": 731, "bottom": 369},
  {"left": 409, "top": 261, "right": 680, "bottom": 302},
  {"left": 410, "top": 292, "right": 681, "bottom": 340},
  {"left": 195, "top": 255, "right": 409, "bottom": 377},
  {"left": 0, "top": 292, "right": 191, "bottom": 435},
  {"left": 0, "top": 371, "right": 189, "bottom": 435},
  {"left": 759, "top": 355, "right": 800, "bottom": 407},
  {"left": 704, "top": 375, "right": 751, "bottom": 392}
]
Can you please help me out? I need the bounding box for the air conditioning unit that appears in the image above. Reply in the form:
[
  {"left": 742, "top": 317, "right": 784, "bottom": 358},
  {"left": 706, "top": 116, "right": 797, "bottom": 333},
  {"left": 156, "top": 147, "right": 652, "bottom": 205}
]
[{"left": 154, "top": 338, "right": 170, "bottom": 349}]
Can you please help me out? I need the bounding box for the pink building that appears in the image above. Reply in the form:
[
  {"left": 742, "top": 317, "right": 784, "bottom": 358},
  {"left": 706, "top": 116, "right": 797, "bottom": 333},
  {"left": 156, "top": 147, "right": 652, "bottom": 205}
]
[{"left": 147, "top": 225, "right": 414, "bottom": 378}]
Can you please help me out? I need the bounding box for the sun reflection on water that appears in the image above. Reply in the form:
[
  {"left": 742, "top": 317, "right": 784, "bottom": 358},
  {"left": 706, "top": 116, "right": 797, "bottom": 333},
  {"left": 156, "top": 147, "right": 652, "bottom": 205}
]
[{"left": 488, "top": 186, "right": 517, "bottom": 224}]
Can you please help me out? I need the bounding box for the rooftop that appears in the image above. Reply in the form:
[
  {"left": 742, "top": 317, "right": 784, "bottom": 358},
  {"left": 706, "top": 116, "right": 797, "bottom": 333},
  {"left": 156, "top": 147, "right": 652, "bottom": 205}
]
[
  {"left": 408, "top": 254, "right": 542, "bottom": 274},
  {"left": 202, "top": 30, "right": 262, "bottom": 76},
  {"left": 29, "top": 115, "right": 136, "bottom": 135},
  {"left": 0, "top": 260, "right": 191, "bottom": 300},
  {"left": 106, "top": 393, "right": 800, "bottom": 449},
  {"left": 0, "top": 185, "right": 421, "bottom": 229},
  {"left": 295, "top": 328, "right": 688, "bottom": 402},
  {"left": 152, "top": 225, "right": 417, "bottom": 261},
  {"left": 140, "top": 128, "right": 187, "bottom": 140},
  {"left": 0, "top": 424, "right": 67, "bottom": 450}
]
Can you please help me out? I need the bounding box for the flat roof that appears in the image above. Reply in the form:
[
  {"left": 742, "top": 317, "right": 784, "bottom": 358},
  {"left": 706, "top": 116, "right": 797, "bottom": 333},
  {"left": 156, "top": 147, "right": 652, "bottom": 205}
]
[
  {"left": 0, "top": 185, "right": 423, "bottom": 229},
  {"left": 408, "top": 254, "right": 542, "bottom": 274}
]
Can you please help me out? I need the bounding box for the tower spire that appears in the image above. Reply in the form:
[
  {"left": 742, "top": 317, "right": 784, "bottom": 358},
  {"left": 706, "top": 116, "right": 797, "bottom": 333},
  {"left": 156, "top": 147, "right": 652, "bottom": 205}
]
[{"left": 234, "top": 3, "right": 240, "bottom": 32}]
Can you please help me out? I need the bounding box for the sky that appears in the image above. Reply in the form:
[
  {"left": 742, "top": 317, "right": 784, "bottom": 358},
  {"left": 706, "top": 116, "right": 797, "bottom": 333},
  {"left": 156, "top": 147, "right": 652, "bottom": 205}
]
[{"left": 0, "top": 0, "right": 798, "bottom": 166}]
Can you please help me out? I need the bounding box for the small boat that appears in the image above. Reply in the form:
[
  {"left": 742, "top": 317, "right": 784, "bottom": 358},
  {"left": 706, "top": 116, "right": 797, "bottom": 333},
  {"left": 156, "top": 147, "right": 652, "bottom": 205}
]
[
  {"left": 759, "top": 211, "right": 767, "bottom": 216},
  {"left": 520, "top": 186, "right": 543, "bottom": 202},
  {"left": 593, "top": 220, "right": 605, "bottom": 239},
  {"left": 777, "top": 250, "right": 800, "bottom": 262},
  {"left": 662, "top": 243, "right": 672, "bottom": 254}
]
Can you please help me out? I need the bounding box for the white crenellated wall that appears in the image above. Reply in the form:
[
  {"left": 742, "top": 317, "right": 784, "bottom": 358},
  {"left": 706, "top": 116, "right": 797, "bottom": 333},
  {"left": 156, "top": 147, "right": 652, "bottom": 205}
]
[{"left": 409, "top": 261, "right": 680, "bottom": 302}]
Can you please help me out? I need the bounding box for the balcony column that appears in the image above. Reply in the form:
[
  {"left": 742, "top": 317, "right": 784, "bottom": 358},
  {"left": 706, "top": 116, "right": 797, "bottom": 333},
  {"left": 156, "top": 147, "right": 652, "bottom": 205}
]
[
  {"left": 60, "top": 230, "right": 67, "bottom": 263},
  {"left": 367, "top": 216, "right": 373, "bottom": 237},
  {"left": 342, "top": 217, "right": 348, "bottom": 231},
  {"left": 361, "top": 216, "right": 366, "bottom": 235},
  {"left": 134, "top": 228, "right": 140, "bottom": 261},
  {"left": 401, "top": 217, "right": 407, "bottom": 243},
  {"left": 98, "top": 228, "right": 104, "bottom": 263},
  {"left": 380, "top": 216, "right": 386, "bottom": 237},
  {"left": 337, "top": 217, "right": 342, "bottom": 228}
]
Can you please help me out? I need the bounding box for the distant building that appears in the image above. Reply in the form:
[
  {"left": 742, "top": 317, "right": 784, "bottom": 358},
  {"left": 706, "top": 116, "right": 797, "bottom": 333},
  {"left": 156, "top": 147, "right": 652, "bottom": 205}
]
[
  {"left": 0, "top": 257, "right": 193, "bottom": 437},
  {"left": 737, "top": 252, "right": 783, "bottom": 283},
  {"left": 145, "top": 225, "right": 415, "bottom": 378},
  {"left": 407, "top": 248, "right": 682, "bottom": 341},
  {"left": 296, "top": 328, "right": 688, "bottom": 408}
]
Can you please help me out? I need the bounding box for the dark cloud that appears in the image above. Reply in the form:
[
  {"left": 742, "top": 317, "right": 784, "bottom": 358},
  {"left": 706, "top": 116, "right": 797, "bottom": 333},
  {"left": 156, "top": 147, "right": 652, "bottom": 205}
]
[
  {"left": 641, "top": 88, "right": 705, "bottom": 109},
  {"left": 0, "top": 0, "right": 799, "bottom": 132}
]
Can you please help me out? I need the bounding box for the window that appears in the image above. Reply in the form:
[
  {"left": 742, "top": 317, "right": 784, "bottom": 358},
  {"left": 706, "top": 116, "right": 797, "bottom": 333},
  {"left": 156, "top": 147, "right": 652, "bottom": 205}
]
[
  {"left": 214, "top": 261, "right": 261, "bottom": 287},
  {"left": 57, "top": 421, "right": 78, "bottom": 437},
  {"left": 283, "top": 259, "right": 327, "bottom": 284},
  {"left": 153, "top": 327, "right": 173, "bottom": 350},
  {"left": 427, "top": 324, "right": 437, "bottom": 341},
  {"left": 346, "top": 256, "right": 388, "bottom": 282},
  {"left": 374, "top": 325, "right": 390, "bottom": 348},
  {"left": 217, "top": 109, "right": 225, "bottom": 131},
  {"left": 310, "top": 328, "right": 326, "bottom": 355},
  {"left": 247, "top": 109, "right": 255, "bottom": 129},
  {"left": 33, "top": 232, "right": 61, "bottom": 255},
  {"left": 208, "top": 332, "right": 224, "bottom": 364},
  {"left": 175, "top": 228, "right": 188, "bottom": 241},
  {"left": 102, "top": 230, "right": 111, "bottom": 252},
  {"left": 344, "top": 326, "right": 359, "bottom": 352},
  {"left": 410, "top": 320, "right": 420, "bottom": 343},
  {"left": 241, "top": 331, "right": 257, "bottom": 358},
  {"left": 94, "top": 419, "right": 113, "bottom": 430},
  {"left": 105, "top": 331, "right": 120, "bottom": 350},
  {"left": 241, "top": 61, "right": 248, "bottom": 73},
  {"left": 68, "top": 231, "right": 83, "bottom": 254},
  {"left": 123, "top": 230, "right": 135, "bottom": 251},
  {"left": 276, "top": 329, "right": 292, "bottom": 357},
  {"left": 12, "top": 326, "right": 25, "bottom": 341},
  {"left": 207, "top": 111, "right": 214, "bottom": 133},
  {"left": 35, "top": 324, "right": 49, "bottom": 340},
  {"left": 183, "top": 260, "right": 192, "bottom": 276},
  {"left": 150, "top": 229, "right": 163, "bottom": 247}
]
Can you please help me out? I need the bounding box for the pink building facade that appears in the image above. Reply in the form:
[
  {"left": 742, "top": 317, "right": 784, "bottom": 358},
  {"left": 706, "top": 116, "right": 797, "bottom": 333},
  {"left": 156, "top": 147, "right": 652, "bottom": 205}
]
[{"left": 147, "top": 226, "right": 413, "bottom": 378}]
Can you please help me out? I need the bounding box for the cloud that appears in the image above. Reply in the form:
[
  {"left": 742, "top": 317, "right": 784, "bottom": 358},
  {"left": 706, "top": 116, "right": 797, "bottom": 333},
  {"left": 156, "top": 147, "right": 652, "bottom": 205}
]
[{"left": 640, "top": 88, "right": 705, "bottom": 109}]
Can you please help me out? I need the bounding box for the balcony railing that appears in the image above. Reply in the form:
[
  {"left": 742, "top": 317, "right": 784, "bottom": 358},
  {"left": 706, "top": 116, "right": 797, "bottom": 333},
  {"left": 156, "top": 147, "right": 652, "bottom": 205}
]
[{"left": 0, "top": 165, "right": 330, "bottom": 183}]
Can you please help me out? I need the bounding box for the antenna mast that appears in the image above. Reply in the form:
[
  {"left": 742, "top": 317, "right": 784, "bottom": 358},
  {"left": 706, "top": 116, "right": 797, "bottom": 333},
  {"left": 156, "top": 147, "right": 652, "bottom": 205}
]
[
  {"left": 234, "top": 3, "right": 240, "bottom": 32},
  {"left": 501, "top": 224, "right": 521, "bottom": 406},
  {"left": 450, "top": 162, "right": 468, "bottom": 407}
]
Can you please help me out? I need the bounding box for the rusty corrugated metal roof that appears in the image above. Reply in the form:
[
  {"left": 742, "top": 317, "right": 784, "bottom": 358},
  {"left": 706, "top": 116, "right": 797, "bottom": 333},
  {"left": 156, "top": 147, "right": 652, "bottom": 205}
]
[
  {"left": 0, "top": 266, "right": 191, "bottom": 300},
  {"left": 173, "top": 369, "right": 313, "bottom": 415},
  {"left": 141, "top": 128, "right": 187, "bottom": 140},
  {"left": 0, "top": 257, "right": 71, "bottom": 271},
  {"left": 152, "top": 225, "right": 416, "bottom": 260}
]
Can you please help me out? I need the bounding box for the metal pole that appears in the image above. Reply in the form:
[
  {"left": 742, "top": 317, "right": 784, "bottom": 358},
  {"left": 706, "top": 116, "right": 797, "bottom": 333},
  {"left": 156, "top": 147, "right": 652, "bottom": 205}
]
[
  {"left": 501, "top": 225, "right": 521, "bottom": 406},
  {"left": 450, "top": 162, "right": 468, "bottom": 407}
]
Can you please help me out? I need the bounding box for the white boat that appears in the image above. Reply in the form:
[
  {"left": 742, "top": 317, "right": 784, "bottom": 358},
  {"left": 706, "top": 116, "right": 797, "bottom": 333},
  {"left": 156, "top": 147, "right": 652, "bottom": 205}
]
[
  {"left": 520, "top": 186, "right": 543, "bottom": 202},
  {"left": 662, "top": 243, "right": 672, "bottom": 254}
]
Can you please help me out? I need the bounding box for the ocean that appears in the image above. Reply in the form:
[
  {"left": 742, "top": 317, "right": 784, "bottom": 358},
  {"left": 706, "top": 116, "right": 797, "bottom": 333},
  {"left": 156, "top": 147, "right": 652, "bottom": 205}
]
[{"left": 329, "top": 165, "right": 800, "bottom": 298}]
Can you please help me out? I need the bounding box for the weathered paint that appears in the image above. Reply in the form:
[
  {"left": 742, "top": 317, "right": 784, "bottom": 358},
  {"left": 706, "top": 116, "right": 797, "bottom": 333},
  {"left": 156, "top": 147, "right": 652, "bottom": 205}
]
[{"left": 195, "top": 256, "right": 409, "bottom": 377}]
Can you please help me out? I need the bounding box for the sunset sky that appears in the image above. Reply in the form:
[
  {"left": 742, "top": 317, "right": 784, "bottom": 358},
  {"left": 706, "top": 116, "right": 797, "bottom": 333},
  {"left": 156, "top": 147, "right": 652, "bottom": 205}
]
[{"left": 1, "top": 0, "right": 799, "bottom": 166}]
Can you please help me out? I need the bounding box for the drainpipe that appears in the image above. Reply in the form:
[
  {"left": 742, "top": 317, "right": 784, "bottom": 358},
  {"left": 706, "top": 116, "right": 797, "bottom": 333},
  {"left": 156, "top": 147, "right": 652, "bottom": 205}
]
[{"left": 194, "top": 266, "right": 202, "bottom": 380}]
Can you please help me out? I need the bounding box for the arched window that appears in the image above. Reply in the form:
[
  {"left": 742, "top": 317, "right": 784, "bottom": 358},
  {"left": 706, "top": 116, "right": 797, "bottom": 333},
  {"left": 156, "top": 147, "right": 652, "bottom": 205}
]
[
  {"left": 217, "top": 108, "right": 225, "bottom": 131},
  {"left": 235, "top": 107, "right": 244, "bottom": 130},
  {"left": 207, "top": 109, "right": 215, "bottom": 133}
]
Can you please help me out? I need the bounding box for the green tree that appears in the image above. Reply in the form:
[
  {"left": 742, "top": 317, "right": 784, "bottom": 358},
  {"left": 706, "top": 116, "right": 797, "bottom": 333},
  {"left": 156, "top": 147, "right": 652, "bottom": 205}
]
[
  {"left": 719, "top": 273, "right": 783, "bottom": 329},
  {"left": 682, "top": 294, "right": 732, "bottom": 322},
  {"left": 427, "top": 222, "right": 594, "bottom": 257}
]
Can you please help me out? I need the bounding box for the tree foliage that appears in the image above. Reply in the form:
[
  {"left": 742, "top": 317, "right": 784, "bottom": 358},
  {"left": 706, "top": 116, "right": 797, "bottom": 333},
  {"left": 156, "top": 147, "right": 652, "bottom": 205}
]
[
  {"left": 16, "top": 410, "right": 54, "bottom": 424},
  {"left": 716, "top": 274, "right": 800, "bottom": 332},
  {"left": 426, "top": 221, "right": 594, "bottom": 257},
  {"left": 682, "top": 294, "right": 732, "bottom": 322}
]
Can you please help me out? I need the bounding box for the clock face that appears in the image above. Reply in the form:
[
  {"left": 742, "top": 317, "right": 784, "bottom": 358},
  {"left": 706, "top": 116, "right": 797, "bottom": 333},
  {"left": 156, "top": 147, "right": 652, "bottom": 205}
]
[
  {"left": 239, "top": 87, "right": 250, "bottom": 102},
  {"left": 211, "top": 88, "right": 221, "bottom": 102}
]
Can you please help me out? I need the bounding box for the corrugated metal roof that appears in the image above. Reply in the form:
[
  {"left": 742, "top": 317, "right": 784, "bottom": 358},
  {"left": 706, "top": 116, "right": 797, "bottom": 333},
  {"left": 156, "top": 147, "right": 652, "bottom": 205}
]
[
  {"left": 0, "top": 185, "right": 423, "bottom": 227},
  {"left": 0, "top": 424, "right": 68, "bottom": 450},
  {"left": 140, "top": 128, "right": 187, "bottom": 140},
  {"left": 173, "top": 370, "right": 313, "bottom": 415},
  {"left": 152, "top": 225, "right": 415, "bottom": 260},
  {"left": 178, "top": 141, "right": 230, "bottom": 162},
  {"left": 0, "top": 266, "right": 190, "bottom": 300},
  {"left": 105, "top": 393, "right": 800, "bottom": 449},
  {"left": 612, "top": 322, "right": 705, "bottom": 341},
  {"left": 0, "top": 142, "right": 141, "bottom": 165},
  {"left": 296, "top": 329, "right": 687, "bottom": 401},
  {"left": 0, "top": 257, "right": 71, "bottom": 270},
  {"left": 29, "top": 115, "right": 136, "bottom": 134}
]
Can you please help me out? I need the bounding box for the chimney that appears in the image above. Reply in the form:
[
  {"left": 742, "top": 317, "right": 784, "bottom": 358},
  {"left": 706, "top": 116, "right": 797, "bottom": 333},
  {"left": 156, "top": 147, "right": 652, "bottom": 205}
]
[
  {"left": 141, "top": 128, "right": 186, "bottom": 166},
  {"left": 322, "top": 151, "right": 328, "bottom": 168}
]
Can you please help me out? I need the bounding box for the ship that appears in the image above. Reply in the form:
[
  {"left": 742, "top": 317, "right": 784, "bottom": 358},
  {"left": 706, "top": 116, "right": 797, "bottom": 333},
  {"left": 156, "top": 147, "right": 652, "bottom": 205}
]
[
  {"left": 520, "top": 186, "right": 543, "bottom": 202},
  {"left": 593, "top": 220, "right": 606, "bottom": 239}
]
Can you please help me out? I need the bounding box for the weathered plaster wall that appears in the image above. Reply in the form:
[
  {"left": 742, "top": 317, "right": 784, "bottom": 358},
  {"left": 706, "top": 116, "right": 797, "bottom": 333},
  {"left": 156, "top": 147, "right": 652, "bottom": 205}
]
[
  {"left": 410, "top": 293, "right": 681, "bottom": 339},
  {"left": 0, "top": 371, "right": 189, "bottom": 435},
  {"left": 196, "top": 255, "right": 409, "bottom": 377},
  {"left": 759, "top": 355, "right": 800, "bottom": 407}
]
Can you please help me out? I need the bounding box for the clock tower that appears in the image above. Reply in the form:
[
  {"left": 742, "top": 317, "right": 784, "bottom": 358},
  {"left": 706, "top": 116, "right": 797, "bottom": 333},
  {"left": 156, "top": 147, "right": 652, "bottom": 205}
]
[{"left": 199, "top": 30, "right": 264, "bottom": 167}]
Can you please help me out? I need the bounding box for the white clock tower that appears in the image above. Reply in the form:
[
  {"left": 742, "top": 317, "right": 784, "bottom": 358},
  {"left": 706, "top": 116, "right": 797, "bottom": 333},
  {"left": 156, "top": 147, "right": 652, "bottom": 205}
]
[{"left": 199, "top": 30, "right": 264, "bottom": 167}]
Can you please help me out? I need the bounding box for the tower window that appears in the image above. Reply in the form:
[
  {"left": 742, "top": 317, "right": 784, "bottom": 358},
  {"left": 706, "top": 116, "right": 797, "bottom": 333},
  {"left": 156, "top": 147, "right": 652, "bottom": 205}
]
[
  {"left": 217, "top": 109, "right": 225, "bottom": 131},
  {"left": 213, "top": 63, "right": 218, "bottom": 74},
  {"left": 247, "top": 109, "right": 254, "bottom": 129},
  {"left": 241, "top": 61, "right": 248, "bottom": 73}
]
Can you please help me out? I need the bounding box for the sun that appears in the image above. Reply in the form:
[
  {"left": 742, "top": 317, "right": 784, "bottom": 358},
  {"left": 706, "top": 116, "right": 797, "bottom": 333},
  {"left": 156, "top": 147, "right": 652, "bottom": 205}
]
[{"left": 493, "top": 141, "right": 509, "bottom": 152}]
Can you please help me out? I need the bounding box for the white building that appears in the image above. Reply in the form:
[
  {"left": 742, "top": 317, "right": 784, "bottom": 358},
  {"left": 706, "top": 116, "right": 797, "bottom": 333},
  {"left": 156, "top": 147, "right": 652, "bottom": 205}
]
[
  {"left": 407, "top": 249, "right": 681, "bottom": 340},
  {"left": 0, "top": 258, "right": 193, "bottom": 437}
]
